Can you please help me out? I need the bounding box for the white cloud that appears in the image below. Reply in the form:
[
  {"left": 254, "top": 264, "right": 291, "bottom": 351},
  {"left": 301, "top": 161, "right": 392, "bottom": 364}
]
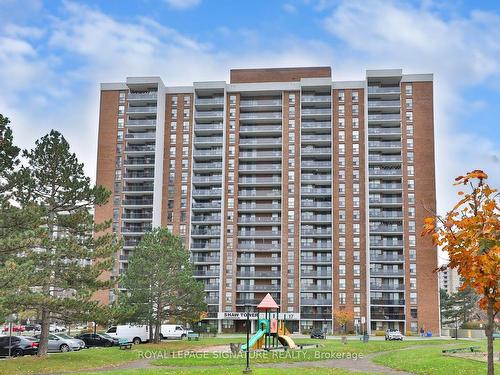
[
  {"left": 283, "top": 3, "right": 297, "bottom": 13},
  {"left": 163, "top": 0, "right": 201, "bottom": 10},
  {"left": 322, "top": 1, "right": 500, "bottom": 214}
]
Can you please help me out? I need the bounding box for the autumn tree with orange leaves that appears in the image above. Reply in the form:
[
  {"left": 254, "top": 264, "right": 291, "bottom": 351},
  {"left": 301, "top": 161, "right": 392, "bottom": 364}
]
[{"left": 422, "top": 170, "right": 499, "bottom": 375}]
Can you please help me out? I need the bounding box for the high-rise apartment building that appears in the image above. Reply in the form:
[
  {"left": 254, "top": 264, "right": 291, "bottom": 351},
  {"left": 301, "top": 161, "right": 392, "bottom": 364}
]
[{"left": 96, "top": 67, "right": 439, "bottom": 334}]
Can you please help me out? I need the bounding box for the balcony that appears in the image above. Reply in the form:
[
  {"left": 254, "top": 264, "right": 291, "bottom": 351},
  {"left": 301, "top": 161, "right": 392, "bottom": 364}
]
[
  {"left": 123, "top": 172, "right": 154, "bottom": 179},
  {"left": 301, "top": 161, "right": 332, "bottom": 169},
  {"left": 194, "top": 111, "right": 224, "bottom": 119},
  {"left": 301, "top": 108, "right": 331, "bottom": 116},
  {"left": 367, "top": 100, "right": 400, "bottom": 108},
  {"left": 192, "top": 175, "right": 223, "bottom": 184},
  {"left": 369, "top": 211, "right": 404, "bottom": 219},
  {"left": 371, "top": 299, "right": 405, "bottom": 306},
  {"left": 191, "top": 215, "right": 222, "bottom": 223},
  {"left": 301, "top": 270, "right": 332, "bottom": 277},
  {"left": 191, "top": 229, "right": 221, "bottom": 236},
  {"left": 237, "top": 271, "right": 281, "bottom": 278},
  {"left": 371, "top": 313, "right": 406, "bottom": 321},
  {"left": 204, "top": 283, "right": 220, "bottom": 291},
  {"left": 125, "top": 145, "right": 155, "bottom": 153},
  {"left": 369, "top": 168, "right": 402, "bottom": 177},
  {"left": 235, "top": 299, "right": 260, "bottom": 305},
  {"left": 301, "top": 256, "right": 332, "bottom": 263},
  {"left": 239, "top": 112, "right": 282, "bottom": 121},
  {"left": 301, "top": 201, "right": 332, "bottom": 209},
  {"left": 191, "top": 256, "right": 221, "bottom": 263},
  {"left": 301, "top": 284, "right": 332, "bottom": 291},
  {"left": 368, "top": 114, "right": 401, "bottom": 123},
  {"left": 192, "top": 188, "right": 222, "bottom": 197},
  {"left": 239, "top": 138, "right": 282, "bottom": 146},
  {"left": 125, "top": 132, "right": 156, "bottom": 140},
  {"left": 238, "top": 203, "right": 281, "bottom": 211},
  {"left": 301, "top": 299, "right": 332, "bottom": 306},
  {"left": 238, "top": 217, "right": 281, "bottom": 224},
  {"left": 369, "top": 197, "right": 403, "bottom": 204},
  {"left": 369, "top": 182, "right": 403, "bottom": 191},
  {"left": 193, "top": 149, "right": 223, "bottom": 157},
  {"left": 368, "top": 86, "right": 400, "bottom": 94},
  {"left": 236, "top": 285, "right": 281, "bottom": 292},
  {"left": 301, "top": 215, "right": 332, "bottom": 223},
  {"left": 239, "top": 190, "right": 281, "bottom": 198},
  {"left": 192, "top": 202, "right": 222, "bottom": 210},
  {"left": 301, "top": 148, "right": 332, "bottom": 156},
  {"left": 370, "top": 283, "right": 404, "bottom": 291},
  {"left": 194, "top": 136, "right": 223, "bottom": 144},
  {"left": 205, "top": 297, "right": 220, "bottom": 305},
  {"left": 237, "top": 243, "right": 281, "bottom": 251},
  {"left": 300, "top": 243, "right": 332, "bottom": 250},
  {"left": 124, "top": 158, "right": 155, "bottom": 166},
  {"left": 301, "top": 228, "right": 332, "bottom": 236},
  {"left": 196, "top": 97, "right": 224, "bottom": 106},
  {"left": 302, "top": 135, "right": 331, "bottom": 143},
  {"left": 240, "top": 99, "right": 282, "bottom": 107},
  {"left": 370, "top": 268, "right": 405, "bottom": 276},
  {"left": 122, "top": 212, "right": 153, "bottom": 220},
  {"left": 122, "top": 198, "right": 153, "bottom": 206},
  {"left": 190, "top": 242, "right": 220, "bottom": 249},
  {"left": 301, "top": 121, "right": 331, "bottom": 130},
  {"left": 369, "top": 225, "right": 404, "bottom": 233},
  {"left": 127, "top": 106, "right": 157, "bottom": 113},
  {"left": 193, "top": 162, "right": 223, "bottom": 170},
  {"left": 239, "top": 151, "right": 282, "bottom": 159},
  {"left": 239, "top": 125, "right": 282, "bottom": 133},
  {"left": 368, "top": 128, "right": 402, "bottom": 136},
  {"left": 239, "top": 177, "right": 281, "bottom": 185},
  {"left": 237, "top": 230, "right": 281, "bottom": 238},
  {"left": 301, "top": 95, "right": 331, "bottom": 103},
  {"left": 300, "top": 313, "right": 332, "bottom": 320},
  {"left": 194, "top": 270, "right": 220, "bottom": 277},
  {"left": 123, "top": 185, "right": 154, "bottom": 192},
  {"left": 301, "top": 188, "right": 332, "bottom": 195},
  {"left": 237, "top": 257, "right": 281, "bottom": 265},
  {"left": 370, "top": 253, "right": 404, "bottom": 262},
  {"left": 127, "top": 119, "right": 156, "bottom": 126},
  {"left": 128, "top": 92, "right": 158, "bottom": 100},
  {"left": 368, "top": 155, "right": 402, "bottom": 163},
  {"left": 122, "top": 225, "right": 152, "bottom": 233},
  {"left": 370, "top": 239, "right": 404, "bottom": 247},
  {"left": 239, "top": 164, "right": 282, "bottom": 172},
  {"left": 368, "top": 141, "right": 402, "bottom": 149},
  {"left": 194, "top": 123, "right": 223, "bottom": 132}
]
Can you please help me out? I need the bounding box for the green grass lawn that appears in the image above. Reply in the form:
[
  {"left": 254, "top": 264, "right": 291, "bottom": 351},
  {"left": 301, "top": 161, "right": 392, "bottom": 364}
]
[
  {"left": 0, "top": 337, "right": 480, "bottom": 375},
  {"left": 78, "top": 367, "right": 370, "bottom": 375},
  {"left": 373, "top": 340, "right": 500, "bottom": 375}
]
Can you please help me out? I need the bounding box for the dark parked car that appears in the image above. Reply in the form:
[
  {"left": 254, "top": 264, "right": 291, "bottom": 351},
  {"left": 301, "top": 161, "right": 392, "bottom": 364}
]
[
  {"left": 24, "top": 324, "right": 41, "bottom": 332},
  {"left": 0, "top": 336, "right": 38, "bottom": 357},
  {"left": 310, "top": 329, "right": 326, "bottom": 339},
  {"left": 75, "top": 333, "right": 118, "bottom": 348}
]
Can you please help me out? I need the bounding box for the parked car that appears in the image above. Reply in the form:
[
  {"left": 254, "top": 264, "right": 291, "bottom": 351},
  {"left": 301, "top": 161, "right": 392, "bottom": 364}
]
[
  {"left": 105, "top": 325, "right": 149, "bottom": 344},
  {"left": 0, "top": 336, "right": 38, "bottom": 357},
  {"left": 34, "top": 333, "right": 82, "bottom": 352},
  {"left": 49, "top": 323, "right": 66, "bottom": 332},
  {"left": 56, "top": 333, "right": 86, "bottom": 350},
  {"left": 310, "top": 329, "right": 326, "bottom": 339},
  {"left": 385, "top": 329, "right": 404, "bottom": 341},
  {"left": 159, "top": 325, "right": 192, "bottom": 340},
  {"left": 75, "top": 333, "right": 118, "bottom": 348},
  {"left": 2, "top": 325, "right": 25, "bottom": 333},
  {"left": 24, "top": 324, "right": 41, "bottom": 332}
]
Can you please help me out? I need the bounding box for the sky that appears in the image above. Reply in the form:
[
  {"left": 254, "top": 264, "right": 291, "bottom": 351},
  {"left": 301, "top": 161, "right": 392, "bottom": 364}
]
[{"left": 0, "top": 0, "right": 499, "bottom": 224}]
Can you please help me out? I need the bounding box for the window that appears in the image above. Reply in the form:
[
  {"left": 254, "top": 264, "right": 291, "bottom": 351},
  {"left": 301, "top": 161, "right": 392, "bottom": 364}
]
[
  {"left": 339, "top": 292, "right": 346, "bottom": 304},
  {"left": 352, "top": 91, "right": 359, "bottom": 103},
  {"left": 407, "top": 138, "right": 414, "bottom": 149},
  {"left": 410, "top": 292, "right": 417, "bottom": 304},
  {"left": 353, "top": 196, "right": 360, "bottom": 207},
  {"left": 117, "top": 118, "right": 124, "bottom": 128},
  {"left": 353, "top": 278, "right": 360, "bottom": 290},
  {"left": 406, "top": 112, "right": 413, "bottom": 123},
  {"left": 338, "top": 130, "right": 345, "bottom": 142},
  {"left": 410, "top": 263, "right": 417, "bottom": 275},
  {"left": 339, "top": 118, "right": 345, "bottom": 129},
  {"left": 353, "top": 143, "right": 359, "bottom": 155},
  {"left": 352, "top": 118, "right": 359, "bottom": 128},
  {"left": 339, "top": 144, "right": 345, "bottom": 155},
  {"left": 339, "top": 264, "right": 346, "bottom": 275},
  {"left": 405, "top": 84, "right": 413, "bottom": 96},
  {"left": 338, "top": 91, "right": 345, "bottom": 102},
  {"left": 118, "top": 105, "right": 125, "bottom": 115},
  {"left": 184, "top": 96, "right": 190, "bottom": 106},
  {"left": 408, "top": 166, "right": 414, "bottom": 176},
  {"left": 353, "top": 292, "right": 360, "bottom": 304},
  {"left": 119, "top": 91, "right": 126, "bottom": 103},
  {"left": 410, "top": 277, "right": 417, "bottom": 289},
  {"left": 411, "top": 308, "right": 418, "bottom": 319},
  {"left": 353, "top": 130, "right": 359, "bottom": 141},
  {"left": 353, "top": 265, "right": 360, "bottom": 276},
  {"left": 406, "top": 98, "right": 413, "bottom": 110},
  {"left": 339, "top": 278, "right": 346, "bottom": 290},
  {"left": 338, "top": 105, "right": 345, "bottom": 116},
  {"left": 352, "top": 104, "right": 359, "bottom": 116},
  {"left": 339, "top": 196, "right": 345, "bottom": 208}
]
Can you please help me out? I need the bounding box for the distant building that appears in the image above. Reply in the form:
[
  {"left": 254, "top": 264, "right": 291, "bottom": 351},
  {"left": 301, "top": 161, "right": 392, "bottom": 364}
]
[{"left": 439, "top": 266, "right": 460, "bottom": 294}]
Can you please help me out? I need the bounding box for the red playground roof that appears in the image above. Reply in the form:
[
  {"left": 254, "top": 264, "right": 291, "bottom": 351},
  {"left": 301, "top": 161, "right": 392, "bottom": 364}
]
[{"left": 257, "top": 293, "right": 279, "bottom": 309}]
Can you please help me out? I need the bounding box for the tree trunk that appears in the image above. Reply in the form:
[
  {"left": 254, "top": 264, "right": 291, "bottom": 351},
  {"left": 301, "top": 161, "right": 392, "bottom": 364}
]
[
  {"left": 37, "top": 308, "right": 50, "bottom": 356},
  {"left": 486, "top": 298, "right": 494, "bottom": 375}
]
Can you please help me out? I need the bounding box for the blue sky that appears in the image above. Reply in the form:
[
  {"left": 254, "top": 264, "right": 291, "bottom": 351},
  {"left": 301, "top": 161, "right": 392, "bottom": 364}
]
[{"left": 0, "top": 0, "right": 499, "bottom": 217}]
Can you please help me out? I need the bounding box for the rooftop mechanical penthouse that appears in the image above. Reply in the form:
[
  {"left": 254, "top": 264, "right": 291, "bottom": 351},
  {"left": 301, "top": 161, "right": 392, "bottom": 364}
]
[{"left": 95, "top": 66, "right": 439, "bottom": 335}]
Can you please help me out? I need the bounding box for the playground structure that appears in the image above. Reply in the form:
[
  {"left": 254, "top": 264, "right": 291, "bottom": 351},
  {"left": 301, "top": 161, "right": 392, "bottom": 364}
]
[{"left": 241, "top": 294, "right": 297, "bottom": 351}]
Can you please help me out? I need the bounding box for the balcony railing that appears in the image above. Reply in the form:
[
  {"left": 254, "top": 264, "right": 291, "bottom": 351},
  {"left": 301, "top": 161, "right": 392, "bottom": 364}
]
[
  {"left": 370, "top": 268, "right": 405, "bottom": 276},
  {"left": 122, "top": 213, "right": 153, "bottom": 219},
  {"left": 301, "top": 299, "right": 332, "bottom": 306},
  {"left": 301, "top": 284, "right": 332, "bottom": 291},
  {"left": 301, "top": 108, "right": 331, "bottom": 115},
  {"left": 368, "top": 154, "right": 402, "bottom": 162},
  {"left": 300, "top": 243, "right": 332, "bottom": 250},
  {"left": 194, "top": 137, "right": 223, "bottom": 143},
  {"left": 301, "top": 188, "right": 332, "bottom": 195},
  {"left": 369, "top": 211, "right": 404, "bottom": 219},
  {"left": 237, "top": 257, "right": 281, "bottom": 264},
  {"left": 239, "top": 164, "right": 282, "bottom": 171},
  {"left": 301, "top": 95, "right": 331, "bottom": 103},
  {"left": 194, "top": 123, "right": 223, "bottom": 131},
  {"left": 123, "top": 172, "right": 154, "bottom": 179},
  {"left": 301, "top": 228, "right": 332, "bottom": 236},
  {"left": 237, "top": 230, "right": 281, "bottom": 237},
  {"left": 239, "top": 112, "right": 282, "bottom": 120},
  {"left": 237, "top": 243, "right": 281, "bottom": 250},
  {"left": 192, "top": 176, "right": 223, "bottom": 183},
  {"left": 370, "top": 284, "right": 404, "bottom": 291},
  {"left": 125, "top": 132, "right": 156, "bottom": 139},
  {"left": 196, "top": 98, "right": 224, "bottom": 105},
  {"left": 370, "top": 299, "right": 405, "bottom": 306},
  {"left": 368, "top": 128, "right": 402, "bottom": 135},
  {"left": 239, "top": 203, "right": 281, "bottom": 210},
  {"left": 301, "top": 215, "right": 332, "bottom": 222},
  {"left": 195, "top": 111, "right": 224, "bottom": 118},
  {"left": 240, "top": 138, "right": 282, "bottom": 145},
  {"left": 127, "top": 119, "right": 156, "bottom": 126},
  {"left": 302, "top": 135, "right": 331, "bottom": 142},
  {"left": 125, "top": 145, "right": 156, "bottom": 152},
  {"left": 301, "top": 256, "right": 332, "bottom": 263},
  {"left": 367, "top": 100, "right": 400, "bottom": 107},
  {"left": 239, "top": 151, "right": 282, "bottom": 158},
  {"left": 300, "top": 313, "right": 332, "bottom": 320},
  {"left": 369, "top": 197, "right": 403, "bottom": 204},
  {"left": 240, "top": 125, "right": 282, "bottom": 132},
  {"left": 191, "top": 229, "right": 221, "bottom": 236},
  {"left": 369, "top": 183, "right": 402, "bottom": 190},
  {"left": 301, "top": 148, "right": 332, "bottom": 155},
  {"left": 369, "top": 169, "right": 402, "bottom": 176},
  {"left": 128, "top": 92, "right": 157, "bottom": 100},
  {"left": 239, "top": 190, "right": 281, "bottom": 197},
  {"left": 193, "top": 162, "right": 223, "bottom": 170},
  {"left": 301, "top": 161, "right": 332, "bottom": 168},
  {"left": 370, "top": 240, "right": 404, "bottom": 247},
  {"left": 191, "top": 215, "right": 222, "bottom": 222},
  {"left": 127, "top": 106, "right": 156, "bottom": 113},
  {"left": 192, "top": 189, "right": 222, "bottom": 196},
  {"left": 239, "top": 177, "right": 281, "bottom": 185},
  {"left": 301, "top": 201, "right": 332, "bottom": 208},
  {"left": 192, "top": 256, "right": 221, "bottom": 263},
  {"left": 192, "top": 202, "right": 222, "bottom": 209},
  {"left": 193, "top": 149, "right": 223, "bottom": 157},
  {"left": 368, "top": 114, "right": 401, "bottom": 121},
  {"left": 123, "top": 185, "right": 154, "bottom": 192},
  {"left": 240, "top": 99, "right": 282, "bottom": 107},
  {"left": 370, "top": 254, "right": 404, "bottom": 262},
  {"left": 124, "top": 158, "right": 155, "bottom": 165},
  {"left": 301, "top": 271, "right": 332, "bottom": 277},
  {"left": 122, "top": 199, "right": 153, "bottom": 205},
  {"left": 236, "top": 285, "right": 281, "bottom": 291},
  {"left": 368, "top": 86, "right": 400, "bottom": 94},
  {"left": 237, "top": 271, "right": 281, "bottom": 278},
  {"left": 190, "top": 242, "right": 220, "bottom": 249},
  {"left": 302, "top": 121, "right": 331, "bottom": 129},
  {"left": 369, "top": 225, "right": 404, "bottom": 233},
  {"left": 238, "top": 217, "right": 281, "bottom": 224},
  {"left": 371, "top": 313, "right": 406, "bottom": 320},
  {"left": 368, "top": 141, "right": 402, "bottom": 149}
]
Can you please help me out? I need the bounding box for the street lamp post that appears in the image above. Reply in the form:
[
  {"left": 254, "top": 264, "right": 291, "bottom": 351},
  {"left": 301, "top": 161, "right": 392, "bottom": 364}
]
[{"left": 243, "top": 304, "right": 252, "bottom": 374}]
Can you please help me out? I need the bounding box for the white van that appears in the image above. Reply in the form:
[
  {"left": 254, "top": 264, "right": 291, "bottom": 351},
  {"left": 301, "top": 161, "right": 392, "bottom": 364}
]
[
  {"left": 159, "top": 324, "right": 192, "bottom": 340},
  {"left": 106, "top": 325, "right": 149, "bottom": 344}
]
